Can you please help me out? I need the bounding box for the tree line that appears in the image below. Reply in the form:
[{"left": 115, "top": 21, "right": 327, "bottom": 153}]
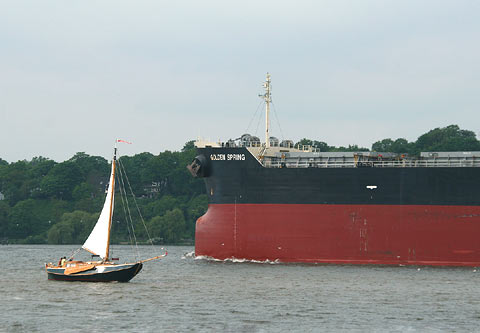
[
  {"left": 0, "top": 141, "right": 206, "bottom": 245},
  {"left": 1, "top": 125, "right": 479, "bottom": 244},
  {"left": 296, "top": 125, "right": 480, "bottom": 154}
]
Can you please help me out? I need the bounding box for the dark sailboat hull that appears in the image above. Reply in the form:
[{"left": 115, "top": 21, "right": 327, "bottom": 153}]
[
  {"left": 194, "top": 147, "right": 480, "bottom": 266},
  {"left": 46, "top": 263, "right": 143, "bottom": 282}
]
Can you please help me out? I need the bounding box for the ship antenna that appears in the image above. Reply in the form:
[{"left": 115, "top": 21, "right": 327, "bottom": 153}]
[{"left": 259, "top": 73, "right": 272, "bottom": 148}]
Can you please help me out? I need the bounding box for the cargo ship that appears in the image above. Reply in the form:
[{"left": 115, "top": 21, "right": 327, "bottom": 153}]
[{"left": 188, "top": 74, "right": 480, "bottom": 266}]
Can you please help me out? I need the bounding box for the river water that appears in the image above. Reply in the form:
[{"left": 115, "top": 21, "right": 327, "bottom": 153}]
[{"left": 1, "top": 245, "right": 479, "bottom": 332}]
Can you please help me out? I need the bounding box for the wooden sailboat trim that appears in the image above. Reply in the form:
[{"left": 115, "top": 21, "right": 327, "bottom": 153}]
[
  {"left": 105, "top": 157, "right": 116, "bottom": 261},
  {"left": 139, "top": 254, "right": 167, "bottom": 263},
  {"left": 64, "top": 264, "right": 96, "bottom": 275},
  {"left": 83, "top": 246, "right": 98, "bottom": 257}
]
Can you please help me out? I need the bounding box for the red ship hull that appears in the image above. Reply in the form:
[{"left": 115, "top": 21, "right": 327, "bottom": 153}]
[{"left": 195, "top": 203, "right": 480, "bottom": 266}]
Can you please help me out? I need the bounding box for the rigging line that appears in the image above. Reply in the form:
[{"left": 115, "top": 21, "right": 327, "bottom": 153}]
[
  {"left": 245, "top": 100, "right": 264, "bottom": 134},
  {"left": 271, "top": 101, "right": 285, "bottom": 141},
  {"left": 116, "top": 170, "right": 137, "bottom": 260},
  {"left": 68, "top": 248, "right": 81, "bottom": 261},
  {"left": 254, "top": 101, "right": 265, "bottom": 137},
  {"left": 116, "top": 159, "right": 140, "bottom": 260},
  {"left": 119, "top": 165, "right": 140, "bottom": 256},
  {"left": 115, "top": 165, "right": 138, "bottom": 260},
  {"left": 117, "top": 160, "right": 141, "bottom": 258},
  {"left": 117, "top": 158, "right": 157, "bottom": 250}
]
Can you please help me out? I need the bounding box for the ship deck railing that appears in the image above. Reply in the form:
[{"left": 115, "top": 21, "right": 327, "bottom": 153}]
[{"left": 262, "top": 159, "right": 480, "bottom": 168}]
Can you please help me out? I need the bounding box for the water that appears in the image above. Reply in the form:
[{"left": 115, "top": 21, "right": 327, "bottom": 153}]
[{"left": 1, "top": 245, "right": 479, "bottom": 332}]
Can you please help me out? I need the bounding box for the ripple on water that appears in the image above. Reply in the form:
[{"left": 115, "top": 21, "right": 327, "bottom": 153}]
[{"left": 1, "top": 245, "right": 480, "bottom": 332}]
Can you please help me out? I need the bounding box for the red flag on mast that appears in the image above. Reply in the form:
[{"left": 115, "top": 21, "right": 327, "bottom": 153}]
[{"left": 117, "top": 139, "right": 132, "bottom": 144}]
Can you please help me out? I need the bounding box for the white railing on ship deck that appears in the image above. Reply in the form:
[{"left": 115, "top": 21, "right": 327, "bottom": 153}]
[{"left": 262, "top": 159, "right": 480, "bottom": 168}]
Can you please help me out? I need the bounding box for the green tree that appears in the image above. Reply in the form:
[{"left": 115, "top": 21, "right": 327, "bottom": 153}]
[
  {"left": 47, "top": 210, "right": 98, "bottom": 244},
  {"left": 143, "top": 151, "right": 177, "bottom": 188},
  {"left": 72, "top": 182, "right": 97, "bottom": 200},
  {"left": 143, "top": 195, "right": 178, "bottom": 220},
  {"left": 148, "top": 208, "right": 186, "bottom": 243},
  {"left": 391, "top": 138, "right": 413, "bottom": 153},
  {"left": 27, "top": 157, "right": 56, "bottom": 199},
  {"left": 372, "top": 139, "right": 395, "bottom": 152},
  {"left": 68, "top": 153, "right": 109, "bottom": 187},
  {"left": 296, "top": 138, "right": 313, "bottom": 147},
  {"left": 8, "top": 199, "right": 43, "bottom": 239},
  {"left": 185, "top": 194, "right": 208, "bottom": 237},
  {"left": 29, "top": 157, "right": 55, "bottom": 178},
  {"left": 40, "top": 162, "right": 83, "bottom": 199},
  {"left": 7, "top": 199, "right": 70, "bottom": 241},
  {"left": 334, "top": 144, "right": 369, "bottom": 152},
  {"left": 312, "top": 141, "right": 332, "bottom": 152},
  {"left": 0, "top": 161, "right": 29, "bottom": 205},
  {"left": 182, "top": 140, "right": 195, "bottom": 152},
  {"left": 415, "top": 125, "right": 480, "bottom": 153},
  {"left": 73, "top": 182, "right": 104, "bottom": 213},
  {"left": 118, "top": 152, "right": 154, "bottom": 194},
  {"left": 0, "top": 201, "right": 10, "bottom": 239}
]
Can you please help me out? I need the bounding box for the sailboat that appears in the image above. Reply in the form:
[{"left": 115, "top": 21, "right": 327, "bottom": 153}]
[{"left": 45, "top": 141, "right": 166, "bottom": 282}]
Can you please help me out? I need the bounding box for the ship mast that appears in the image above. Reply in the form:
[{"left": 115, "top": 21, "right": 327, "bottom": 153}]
[{"left": 261, "top": 73, "right": 272, "bottom": 148}]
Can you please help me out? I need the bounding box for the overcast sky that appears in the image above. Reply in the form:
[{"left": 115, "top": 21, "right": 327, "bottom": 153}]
[{"left": 1, "top": 0, "right": 479, "bottom": 162}]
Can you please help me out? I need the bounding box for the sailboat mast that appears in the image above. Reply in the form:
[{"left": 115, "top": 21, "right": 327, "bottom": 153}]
[
  {"left": 105, "top": 146, "right": 117, "bottom": 261},
  {"left": 263, "top": 73, "right": 271, "bottom": 148}
]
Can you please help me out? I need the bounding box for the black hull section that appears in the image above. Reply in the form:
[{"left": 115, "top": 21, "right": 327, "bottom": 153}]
[
  {"left": 197, "top": 147, "right": 480, "bottom": 206},
  {"left": 47, "top": 263, "right": 143, "bottom": 282}
]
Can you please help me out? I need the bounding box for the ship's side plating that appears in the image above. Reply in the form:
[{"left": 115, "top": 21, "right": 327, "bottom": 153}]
[{"left": 193, "top": 146, "right": 480, "bottom": 266}]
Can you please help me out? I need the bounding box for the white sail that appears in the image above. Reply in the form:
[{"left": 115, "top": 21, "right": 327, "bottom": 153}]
[{"left": 82, "top": 160, "right": 115, "bottom": 259}]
